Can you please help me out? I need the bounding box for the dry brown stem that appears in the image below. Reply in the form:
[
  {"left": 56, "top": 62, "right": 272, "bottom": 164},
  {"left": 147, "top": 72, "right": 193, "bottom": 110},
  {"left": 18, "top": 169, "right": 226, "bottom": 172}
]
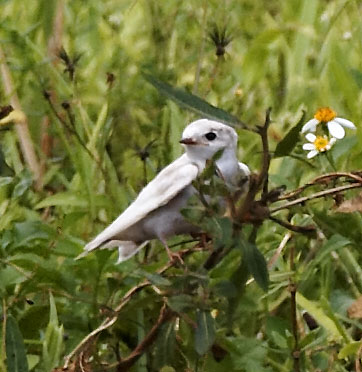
[
  {"left": 0, "top": 45, "right": 42, "bottom": 188},
  {"left": 270, "top": 183, "right": 362, "bottom": 214}
]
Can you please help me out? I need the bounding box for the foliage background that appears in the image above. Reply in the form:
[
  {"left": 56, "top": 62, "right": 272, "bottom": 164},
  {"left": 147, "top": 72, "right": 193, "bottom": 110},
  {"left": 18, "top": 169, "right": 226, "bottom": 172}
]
[{"left": 0, "top": 0, "right": 362, "bottom": 371}]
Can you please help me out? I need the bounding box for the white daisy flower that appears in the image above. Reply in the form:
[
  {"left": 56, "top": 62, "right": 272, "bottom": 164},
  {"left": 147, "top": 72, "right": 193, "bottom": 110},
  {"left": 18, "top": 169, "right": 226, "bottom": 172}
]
[
  {"left": 302, "top": 133, "right": 336, "bottom": 159},
  {"left": 301, "top": 107, "right": 356, "bottom": 139}
]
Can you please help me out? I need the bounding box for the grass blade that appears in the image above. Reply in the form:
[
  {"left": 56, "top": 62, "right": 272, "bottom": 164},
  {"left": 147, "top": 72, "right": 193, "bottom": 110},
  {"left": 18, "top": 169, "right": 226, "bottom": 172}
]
[{"left": 144, "top": 73, "right": 249, "bottom": 129}]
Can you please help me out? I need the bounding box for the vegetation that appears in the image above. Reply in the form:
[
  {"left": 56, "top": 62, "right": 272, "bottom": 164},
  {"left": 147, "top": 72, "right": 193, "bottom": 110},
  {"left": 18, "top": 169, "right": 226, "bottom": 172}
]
[{"left": 0, "top": 0, "right": 362, "bottom": 371}]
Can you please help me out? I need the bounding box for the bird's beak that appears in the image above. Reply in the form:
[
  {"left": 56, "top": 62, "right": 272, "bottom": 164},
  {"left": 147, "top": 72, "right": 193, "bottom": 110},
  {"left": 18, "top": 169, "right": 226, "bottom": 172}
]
[{"left": 179, "top": 138, "right": 198, "bottom": 145}]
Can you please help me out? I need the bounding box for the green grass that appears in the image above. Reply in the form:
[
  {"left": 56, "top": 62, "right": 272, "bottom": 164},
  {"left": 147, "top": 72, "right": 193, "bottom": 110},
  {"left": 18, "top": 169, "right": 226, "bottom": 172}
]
[{"left": 0, "top": 0, "right": 362, "bottom": 371}]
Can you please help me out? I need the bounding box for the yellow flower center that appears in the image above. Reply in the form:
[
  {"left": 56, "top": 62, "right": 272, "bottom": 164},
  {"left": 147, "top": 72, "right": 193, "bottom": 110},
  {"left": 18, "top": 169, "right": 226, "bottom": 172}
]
[
  {"left": 314, "top": 107, "right": 336, "bottom": 123},
  {"left": 314, "top": 136, "right": 329, "bottom": 152}
]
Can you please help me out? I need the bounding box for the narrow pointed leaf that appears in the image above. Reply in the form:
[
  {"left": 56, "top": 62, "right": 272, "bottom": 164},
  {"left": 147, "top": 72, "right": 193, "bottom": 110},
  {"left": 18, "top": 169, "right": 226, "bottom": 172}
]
[
  {"left": 144, "top": 74, "right": 248, "bottom": 129},
  {"left": 194, "top": 310, "right": 215, "bottom": 355},
  {"left": 274, "top": 111, "right": 306, "bottom": 158},
  {"left": 296, "top": 293, "right": 342, "bottom": 341},
  {"left": 43, "top": 293, "right": 64, "bottom": 371},
  {"left": 5, "top": 315, "right": 29, "bottom": 372},
  {"left": 239, "top": 239, "right": 269, "bottom": 291}
]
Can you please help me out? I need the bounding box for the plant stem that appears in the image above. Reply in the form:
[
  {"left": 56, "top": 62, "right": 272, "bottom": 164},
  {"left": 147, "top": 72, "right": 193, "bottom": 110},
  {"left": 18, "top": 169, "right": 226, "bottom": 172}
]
[
  {"left": 289, "top": 244, "right": 300, "bottom": 372},
  {"left": 0, "top": 45, "right": 42, "bottom": 189}
]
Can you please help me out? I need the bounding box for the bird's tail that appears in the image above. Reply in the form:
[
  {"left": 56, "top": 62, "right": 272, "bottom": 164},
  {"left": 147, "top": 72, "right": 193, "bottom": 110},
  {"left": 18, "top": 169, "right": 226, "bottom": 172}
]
[
  {"left": 75, "top": 240, "right": 149, "bottom": 263},
  {"left": 75, "top": 236, "right": 108, "bottom": 260}
]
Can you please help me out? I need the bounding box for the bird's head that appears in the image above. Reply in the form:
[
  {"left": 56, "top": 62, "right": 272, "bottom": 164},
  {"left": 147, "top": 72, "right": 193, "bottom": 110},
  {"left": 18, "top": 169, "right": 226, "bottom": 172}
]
[{"left": 180, "top": 119, "right": 237, "bottom": 161}]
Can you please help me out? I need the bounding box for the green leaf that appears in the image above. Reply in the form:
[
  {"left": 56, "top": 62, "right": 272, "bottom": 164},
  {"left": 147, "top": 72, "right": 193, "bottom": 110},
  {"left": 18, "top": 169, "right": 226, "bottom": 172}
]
[
  {"left": 144, "top": 74, "right": 248, "bottom": 129},
  {"left": 274, "top": 111, "right": 305, "bottom": 157},
  {"left": 26, "top": 355, "right": 39, "bottom": 371},
  {"left": 265, "top": 316, "right": 290, "bottom": 348},
  {"left": 351, "top": 68, "right": 362, "bottom": 89},
  {"left": 167, "top": 294, "right": 194, "bottom": 312},
  {"left": 14, "top": 220, "right": 55, "bottom": 241},
  {"left": 137, "top": 270, "right": 172, "bottom": 287},
  {"left": 312, "top": 234, "right": 351, "bottom": 269},
  {"left": 35, "top": 192, "right": 111, "bottom": 209},
  {"left": 18, "top": 305, "right": 49, "bottom": 339},
  {"left": 338, "top": 341, "right": 362, "bottom": 359},
  {"left": 12, "top": 169, "right": 32, "bottom": 199},
  {"left": 152, "top": 322, "right": 176, "bottom": 370},
  {"left": 194, "top": 310, "right": 215, "bottom": 355},
  {"left": 42, "top": 292, "right": 64, "bottom": 371},
  {"left": 299, "top": 328, "right": 326, "bottom": 350},
  {"left": 238, "top": 239, "right": 269, "bottom": 292},
  {"left": 0, "top": 176, "right": 14, "bottom": 187},
  {"left": 331, "top": 136, "right": 358, "bottom": 163},
  {"left": 225, "top": 336, "right": 269, "bottom": 371},
  {"left": 35, "top": 192, "right": 86, "bottom": 209},
  {"left": 296, "top": 293, "right": 342, "bottom": 341},
  {"left": 212, "top": 280, "right": 238, "bottom": 299},
  {"left": 5, "top": 315, "right": 29, "bottom": 372},
  {"left": 312, "top": 210, "right": 362, "bottom": 246}
]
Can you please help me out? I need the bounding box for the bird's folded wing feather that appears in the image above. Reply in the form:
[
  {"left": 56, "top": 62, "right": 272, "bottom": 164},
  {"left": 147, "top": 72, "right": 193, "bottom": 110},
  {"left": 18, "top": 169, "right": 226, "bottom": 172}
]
[{"left": 83, "top": 154, "right": 199, "bottom": 252}]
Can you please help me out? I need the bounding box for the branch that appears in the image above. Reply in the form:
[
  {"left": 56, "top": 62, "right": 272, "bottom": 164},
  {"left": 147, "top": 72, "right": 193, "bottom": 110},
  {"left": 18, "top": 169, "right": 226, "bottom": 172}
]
[
  {"left": 47, "top": 0, "right": 64, "bottom": 60},
  {"left": 270, "top": 183, "right": 362, "bottom": 214},
  {"left": 237, "top": 108, "right": 272, "bottom": 219},
  {"left": 269, "top": 216, "right": 316, "bottom": 234},
  {"left": 63, "top": 247, "right": 198, "bottom": 369},
  {"left": 258, "top": 107, "right": 272, "bottom": 198},
  {"left": 115, "top": 303, "right": 174, "bottom": 371},
  {"left": 279, "top": 172, "right": 362, "bottom": 200}
]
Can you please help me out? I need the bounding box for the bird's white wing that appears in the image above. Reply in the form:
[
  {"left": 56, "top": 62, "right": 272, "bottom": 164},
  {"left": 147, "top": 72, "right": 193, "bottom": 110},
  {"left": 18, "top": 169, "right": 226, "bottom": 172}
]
[{"left": 83, "top": 154, "right": 199, "bottom": 252}]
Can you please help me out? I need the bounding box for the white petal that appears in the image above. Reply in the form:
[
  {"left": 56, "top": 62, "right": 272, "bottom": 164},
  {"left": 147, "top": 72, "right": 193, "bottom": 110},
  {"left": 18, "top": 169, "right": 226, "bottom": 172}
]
[
  {"left": 307, "top": 150, "right": 318, "bottom": 159},
  {"left": 329, "top": 137, "right": 337, "bottom": 145},
  {"left": 301, "top": 118, "right": 319, "bottom": 133},
  {"left": 334, "top": 117, "right": 356, "bottom": 129},
  {"left": 305, "top": 133, "right": 316, "bottom": 142},
  {"left": 303, "top": 143, "right": 315, "bottom": 150},
  {"left": 327, "top": 121, "right": 345, "bottom": 139}
]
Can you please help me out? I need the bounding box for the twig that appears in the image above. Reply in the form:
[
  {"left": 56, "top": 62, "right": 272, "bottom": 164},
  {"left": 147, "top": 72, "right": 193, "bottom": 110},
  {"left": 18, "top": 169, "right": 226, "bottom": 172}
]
[
  {"left": 39, "top": 0, "right": 64, "bottom": 180},
  {"left": 268, "top": 232, "right": 292, "bottom": 269},
  {"left": 0, "top": 258, "right": 33, "bottom": 279},
  {"left": 114, "top": 303, "right": 174, "bottom": 371},
  {"left": 258, "top": 107, "right": 272, "bottom": 198},
  {"left": 237, "top": 108, "right": 272, "bottom": 219},
  {"left": 269, "top": 216, "right": 316, "bottom": 234},
  {"left": 63, "top": 247, "right": 196, "bottom": 368},
  {"left": 47, "top": 0, "right": 64, "bottom": 60},
  {"left": 356, "top": 342, "right": 362, "bottom": 372},
  {"left": 279, "top": 172, "right": 362, "bottom": 200},
  {"left": 0, "top": 45, "right": 42, "bottom": 188},
  {"left": 270, "top": 183, "right": 362, "bottom": 214},
  {"left": 63, "top": 282, "right": 150, "bottom": 368}
]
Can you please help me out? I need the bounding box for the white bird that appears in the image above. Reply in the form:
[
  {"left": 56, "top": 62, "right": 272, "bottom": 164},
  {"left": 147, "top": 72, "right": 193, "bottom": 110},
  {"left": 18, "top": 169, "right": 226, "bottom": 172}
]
[{"left": 78, "top": 119, "right": 249, "bottom": 263}]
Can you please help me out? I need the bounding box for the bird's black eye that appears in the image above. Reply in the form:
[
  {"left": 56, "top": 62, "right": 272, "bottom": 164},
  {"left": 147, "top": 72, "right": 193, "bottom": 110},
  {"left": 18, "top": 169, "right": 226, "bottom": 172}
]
[{"left": 205, "top": 132, "right": 217, "bottom": 141}]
